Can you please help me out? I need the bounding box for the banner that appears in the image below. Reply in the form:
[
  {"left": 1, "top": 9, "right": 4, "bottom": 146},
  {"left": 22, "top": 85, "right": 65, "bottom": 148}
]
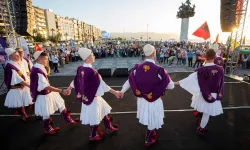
[
  {"left": 101, "top": 31, "right": 111, "bottom": 39},
  {"left": 70, "top": 39, "right": 74, "bottom": 48},
  {"left": 0, "top": 37, "right": 7, "bottom": 65},
  {"left": 7, "top": 37, "right": 30, "bottom": 57}
]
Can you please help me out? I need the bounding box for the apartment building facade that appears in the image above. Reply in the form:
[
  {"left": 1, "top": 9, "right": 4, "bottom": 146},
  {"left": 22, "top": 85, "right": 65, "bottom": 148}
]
[{"left": 33, "top": 6, "right": 47, "bottom": 38}]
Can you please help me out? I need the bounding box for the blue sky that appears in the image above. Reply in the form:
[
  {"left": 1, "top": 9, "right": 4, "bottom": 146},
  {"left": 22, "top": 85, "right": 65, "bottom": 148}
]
[{"left": 33, "top": 0, "right": 250, "bottom": 41}]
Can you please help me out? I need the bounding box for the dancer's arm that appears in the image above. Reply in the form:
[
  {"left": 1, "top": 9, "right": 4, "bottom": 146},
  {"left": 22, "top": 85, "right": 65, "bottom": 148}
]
[
  {"left": 109, "top": 88, "right": 121, "bottom": 98},
  {"left": 119, "top": 80, "right": 130, "bottom": 98}
]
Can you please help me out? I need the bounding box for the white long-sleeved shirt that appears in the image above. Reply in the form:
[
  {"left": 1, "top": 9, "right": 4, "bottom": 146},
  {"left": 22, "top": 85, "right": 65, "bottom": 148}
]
[
  {"left": 33, "top": 63, "right": 50, "bottom": 92},
  {"left": 121, "top": 59, "right": 175, "bottom": 93}
]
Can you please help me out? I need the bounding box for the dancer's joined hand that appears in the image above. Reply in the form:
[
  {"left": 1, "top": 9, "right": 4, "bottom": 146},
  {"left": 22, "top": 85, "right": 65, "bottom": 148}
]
[
  {"left": 174, "top": 82, "right": 179, "bottom": 85},
  {"left": 62, "top": 89, "right": 71, "bottom": 96}
]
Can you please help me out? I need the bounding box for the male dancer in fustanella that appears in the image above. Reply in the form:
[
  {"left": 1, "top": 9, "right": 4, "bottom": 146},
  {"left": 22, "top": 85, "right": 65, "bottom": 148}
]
[
  {"left": 16, "top": 48, "right": 34, "bottom": 111},
  {"left": 4, "top": 48, "right": 32, "bottom": 121},
  {"left": 175, "top": 49, "right": 224, "bottom": 135},
  {"left": 30, "top": 51, "right": 79, "bottom": 135},
  {"left": 65, "top": 48, "right": 120, "bottom": 141},
  {"left": 120, "top": 44, "right": 175, "bottom": 147}
]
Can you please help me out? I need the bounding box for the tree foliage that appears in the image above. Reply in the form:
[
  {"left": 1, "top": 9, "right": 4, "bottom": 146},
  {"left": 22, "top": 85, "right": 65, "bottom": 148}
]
[
  {"left": 32, "top": 33, "right": 46, "bottom": 42},
  {"left": 48, "top": 33, "right": 62, "bottom": 44},
  {"left": 0, "top": 27, "right": 6, "bottom": 37},
  {"left": 177, "top": 0, "right": 195, "bottom": 19}
]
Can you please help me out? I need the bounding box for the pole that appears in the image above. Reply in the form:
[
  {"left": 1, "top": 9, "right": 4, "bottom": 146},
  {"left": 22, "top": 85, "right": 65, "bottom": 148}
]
[
  {"left": 147, "top": 24, "right": 148, "bottom": 42},
  {"left": 225, "top": 32, "right": 233, "bottom": 73},
  {"left": 10, "top": 0, "right": 19, "bottom": 48}
]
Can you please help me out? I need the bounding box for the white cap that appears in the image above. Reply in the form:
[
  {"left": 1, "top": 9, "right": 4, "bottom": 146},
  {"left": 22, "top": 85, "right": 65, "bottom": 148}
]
[
  {"left": 33, "top": 51, "right": 43, "bottom": 60},
  {"left": 78, "top": 48, "right": 92, "bottom": 60},
  {"left": 143, "top": 44, "right": 155, "bottom": 56},
  {"left": 5, "top": 48, "right": 16, "bottom": 57}
]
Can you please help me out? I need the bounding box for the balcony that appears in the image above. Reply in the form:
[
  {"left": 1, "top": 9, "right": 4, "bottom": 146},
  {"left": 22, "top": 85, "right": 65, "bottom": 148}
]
[
  {"left": 36, "top": 13, "right": 45, "bottom": 19},
  {"left": 36, "top": 18, "right": 46, "bottom": 23}
]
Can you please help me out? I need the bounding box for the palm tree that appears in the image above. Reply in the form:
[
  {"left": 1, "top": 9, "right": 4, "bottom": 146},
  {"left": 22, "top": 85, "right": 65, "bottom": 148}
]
[
  {"left": 51, "top": 28, "right": 55, "bottom": 37},
  {"left": 33, "top": 29, "right": 38, "bottom": 36},
  {"left": 64, "top": 33, "right": 68, "bottom": 41},
  {"left": 81, "top": 33, "right": 84, "bottom": 41}
]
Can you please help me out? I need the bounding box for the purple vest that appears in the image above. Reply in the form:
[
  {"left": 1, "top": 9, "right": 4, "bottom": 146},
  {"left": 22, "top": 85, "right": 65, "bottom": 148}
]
[
  {"left": 196, "top": 65, "right": 224, "bottom": 103},
  {"left": 73, "top": 66, "right": 100, "bottom": 105},
  {"left": 4, "top": 63, "right": 26, "bottom": 91},
  {"left": 129, "top": 61, "right": 170, "bottom": 102},
  {"left": 30, "top": 67, "right": 51, "bottom": 102},
  {"left": 214, "top": 57, "right": 224, "bottom": 67}
]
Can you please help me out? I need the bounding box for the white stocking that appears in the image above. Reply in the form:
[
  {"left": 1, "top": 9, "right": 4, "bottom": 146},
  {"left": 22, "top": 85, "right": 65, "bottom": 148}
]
[
  {"left": 43, "top": 116, "right": 50, "bottom": 120},
  {"left": 59, "top": 106, "right": 66, "bottom": 113},
  {"left": 200, "top": 113, "right": 210, "bottom": 128}
]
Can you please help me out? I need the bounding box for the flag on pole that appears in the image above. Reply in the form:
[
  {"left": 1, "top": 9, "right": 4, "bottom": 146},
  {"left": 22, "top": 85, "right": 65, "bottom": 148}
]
[
  {"left": 34, "top": 43, "right": 42, "bottom": 51},
  {"left": 242, "top": 36, "right": 246, "bottom": 45},
  {"left": 192, "top": 21, "right": 210, "bottom": 40},
  {"left": 214, "top": 34, "right": 219, "bottom": 44}
]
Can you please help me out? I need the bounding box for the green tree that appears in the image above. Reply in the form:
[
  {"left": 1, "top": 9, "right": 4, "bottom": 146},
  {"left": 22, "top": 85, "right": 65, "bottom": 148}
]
[
  {"left": 117, "top": 37, "right": 123, "bottom": 41},
  {"left": 0, "top": 27, "right": 6, "bottom": 37},
  {"left": 32, "top": 33, "right": 46, "bottom": 42},
  {"left": 48, "top": 33, "right": 62, "bottom": 44},
  {"left": 51, "top": 28, "right": 55, "bottom": 36}
]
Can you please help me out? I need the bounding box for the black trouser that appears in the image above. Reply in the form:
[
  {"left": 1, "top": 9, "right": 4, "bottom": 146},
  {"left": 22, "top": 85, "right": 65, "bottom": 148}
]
[
  {"left": 177, "top": 58, "right": 182, "bottom": 65},
  {"left": 53, "top": 63, "right": 59, "bottom": 73},
  {"left": 193, "top": 60, "right": 201, "bottom": 68},
  {"left": 49, "top": 61, "right": 54, "bottom": 69},
  {"left": 163, "top": 57, "right": 168, "bottom": 64},
  {"left": 246, "top": 61, "right": 250, "bottom": 69},
  {"left": 188, "top": 58, "right": 193, "bottom": 67}
]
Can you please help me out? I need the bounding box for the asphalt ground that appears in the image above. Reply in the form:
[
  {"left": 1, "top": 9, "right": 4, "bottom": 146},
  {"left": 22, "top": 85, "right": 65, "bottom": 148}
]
[{"left": 0, "top": 72, "right": 250, "bottom": 150}]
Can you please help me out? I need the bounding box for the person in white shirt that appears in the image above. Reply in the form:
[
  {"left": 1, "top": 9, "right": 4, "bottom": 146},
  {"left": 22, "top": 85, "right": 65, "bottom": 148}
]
[
  {"left": 119, "top": 44, "right": 175, "bottom": 147},
  {"left": 52, "top": 54, "right": 59, "bottom": 73},
  {"left": 30, "top": 51, "right": 79, "bottom": 135},
  {"left": 16, "top": 48, "right": 34, "bottom": 110},
  {"left": 4, "top": 48, "right": 32, "bottom": 121},
  {"left": 65, "top": 48, "right": 120, "bottom": 141}
]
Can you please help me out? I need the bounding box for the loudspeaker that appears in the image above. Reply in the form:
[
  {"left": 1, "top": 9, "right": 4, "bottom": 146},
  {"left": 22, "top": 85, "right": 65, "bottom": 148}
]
[
  {"left": 220, "top": 0, "right": 237, "bottom": 32},
  {"left": 113, "top": 68, "right": 129, "bottom": 77},
  {"left": 98, "top": 68, "right": 111, "bottom": 77},
  {"left": 14, "top": 0, "right": 33, "bottom": 36}
]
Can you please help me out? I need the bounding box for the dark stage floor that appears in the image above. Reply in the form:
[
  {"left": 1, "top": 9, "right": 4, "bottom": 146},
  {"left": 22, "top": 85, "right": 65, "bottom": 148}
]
[{"left": 0, "top": 72, "right": 250, "bottom": 150}]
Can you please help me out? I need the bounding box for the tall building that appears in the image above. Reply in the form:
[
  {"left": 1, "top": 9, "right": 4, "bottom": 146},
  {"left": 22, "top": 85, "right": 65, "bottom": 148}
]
[
  {"left": 92, "top": 26, "right": 101, "bottom": 41},
  {"left": 0, "top": 0, "right": 10, "bottom": 37},
  {"left": 78, "top": 21, "right": 84, "bottom": 41},
  {"left": 33, "top": 6, "right": 47, "bottom": 38},
  {"left": 55, "top": 15, "right": 74, "bottom": 41},
  {"left": 44, "top": 9, "right": 56, "bottom": 37},
  {"left": 84, "top": 23, "right": 92, "bottom": 42},
  {"left": 72, "top": 18, "right": 79, "bottom": 41}
]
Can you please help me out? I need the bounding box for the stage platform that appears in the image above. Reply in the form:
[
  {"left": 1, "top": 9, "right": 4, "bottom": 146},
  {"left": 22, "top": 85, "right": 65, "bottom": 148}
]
[{"left": 0, "top": 72, "right": 250, "bottom": 150}]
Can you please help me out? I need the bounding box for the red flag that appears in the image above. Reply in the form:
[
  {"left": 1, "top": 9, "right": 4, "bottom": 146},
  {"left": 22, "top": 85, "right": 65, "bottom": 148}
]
[
  {"left": 192, "top": 21, "right": 210, "bottom": 40},
  {"left": 34, "top": 43, "right": 42, "bottom": 51}
]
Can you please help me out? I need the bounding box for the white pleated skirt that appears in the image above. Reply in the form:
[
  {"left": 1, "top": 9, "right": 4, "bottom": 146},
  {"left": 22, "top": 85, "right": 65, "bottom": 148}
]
[
  {"left": 35, "top": 92, "right": 65, "bottom": 117},
  {"left": 179, "top": 72, "right": 223, "bottom": 116},
  {"left": 191, "top": 93, "right": 223, "bottom": 116},
  {"left": 80, "top": 96, "right": 111, "bottom": 126},
  {"left": 137, "top": 98, "right": 164, "bottom": 130},
  {"left": 4, "top": 87, "right": 33, "bottom": 108}
]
